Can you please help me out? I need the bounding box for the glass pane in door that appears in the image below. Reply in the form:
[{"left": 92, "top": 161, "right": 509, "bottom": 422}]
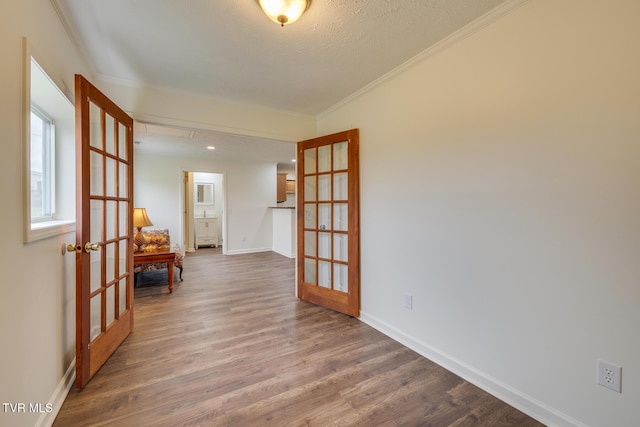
[
  {"left": 304, "top": 148, "right": 316, "bottom": 174},
  {"left": 106, "top": 157, "right": 116, "bottom": 197},
  {"left": 304, "top": 231, "right": 316, "bottom": 257},
  {"left": 334, "top": 203, "right": 348, "bottom": 231},
  {"left": 90, "top": 294, "right": 101, "bottom": 340},
  {"left": 304, "top": 176, "right": 316, "bottom": 201},
  {"left": 106, "top": 285, "right": 115, "bottom": 327},
  {"left": 119, "top": 201, "right": 129, "bottom": 237},
  {"left": 90, "top": 250, "right": 101, "bottom": 293},
  {"left": 318, "top": 204, "right": 331, "bottom": 230},
  {"left": 119, "top": 162, "right": 128, "bottom": 198},
  {"left": 334, "top": 234, "right": 348, "bottom": 262},
  {"left": 89, "top": 102, "right": 102, "bottom": 149},
  {"left": 304, "top": 258, "right": 316, "bottom": 285},
  {"left": 90, "top": 200, "right": 103, "bottom": 242},
  {"left": 318, "top": 261, "right": 331, "bottom": 288},
  {"left": 304, "top": 204, "right": 316, "bottom": 229},
  {"left": 105, "top": 242, "right": 115, "bottom": 284},
  {"left": 118, "top": 122, "right": 128, "bottom": 161},
  {"left": 119, "top": 279, "right": 127, "bottom": 315},
  {"left": 90, "top": 151, "right": 103, "bottom": 196},
  {"left": 318, "top": 175, "right": 331, "bottom": 201},
  {"left": 334, "top": 264, "right": 348, "bottom": 292},
  {"left": 334, "top": 172, "right": 348, "bottom": 200},
  {"left": 334, "top": 141, "right": 348, "bottom": 170},
  {"left": 105, "top": 113, "right": 115, "bottom": 155},
  {"left": 318, "top": 232, "right": 331, "bottom": 259},
  {"left": 119, "top": 239, "right": 127, "bottom": 277},
  {"left": 106, "top": 201, "right": 116, "bottom": 240},
  {"left": 318, "top": 145, "right": 331, "bottom": 172}
]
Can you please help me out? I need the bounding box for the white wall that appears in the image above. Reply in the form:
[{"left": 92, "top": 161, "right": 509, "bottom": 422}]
[
  {"left": 317, "top": 0, "right": 640, "bottom": 426},
  {"left": 0, "top": 1, "right": 91, "bottom": 426},
  {"left": 134, "top": 153, "right": 277, "bottom": 256}
]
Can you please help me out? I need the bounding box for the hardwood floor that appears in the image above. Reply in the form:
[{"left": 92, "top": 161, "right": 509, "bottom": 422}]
[{"left": 54, "top": 248, "right": 543, "bottom": 426}]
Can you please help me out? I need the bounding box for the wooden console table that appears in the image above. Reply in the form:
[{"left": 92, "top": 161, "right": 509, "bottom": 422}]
[{"left": 133, "top": 251, "right": 176, "bottom": 293}]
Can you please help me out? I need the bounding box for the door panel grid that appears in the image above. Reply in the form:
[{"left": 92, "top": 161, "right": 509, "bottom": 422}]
[
  {"left": 297, "top": 129, "right": 359, "bottom": 317},
  {"left": 75, "top": 74, "right": 134, "bottom": 388}
]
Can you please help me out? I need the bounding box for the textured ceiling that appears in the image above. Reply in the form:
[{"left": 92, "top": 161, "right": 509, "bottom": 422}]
[{"left": 54, "top": 0, "right": 508, "bottom": 162}]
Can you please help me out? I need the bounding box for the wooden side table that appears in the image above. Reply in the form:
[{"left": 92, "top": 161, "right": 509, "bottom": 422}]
[{"left": 133, "top": 251, "right": 176, "bottom": 293}]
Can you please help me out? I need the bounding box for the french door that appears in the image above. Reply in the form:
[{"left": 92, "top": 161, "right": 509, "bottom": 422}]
[
  {"left": 297, "top": 129, "right": 360, "bottom": 317},
  {"left": 73, "top": 75, "right": 134, "bottom": 388}
]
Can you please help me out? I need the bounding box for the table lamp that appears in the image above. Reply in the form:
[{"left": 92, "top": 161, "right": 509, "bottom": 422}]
[{"left": 133, "top": 208, "right": 153, "bottom": 249}]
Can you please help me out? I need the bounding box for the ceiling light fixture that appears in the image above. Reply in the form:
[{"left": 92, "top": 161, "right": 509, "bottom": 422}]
[
  {"left": 257, "top": 0, "right": 310, "bottom": 27},
  {"left": 206, "top": 146, "right": 215, "bottom": 150}
]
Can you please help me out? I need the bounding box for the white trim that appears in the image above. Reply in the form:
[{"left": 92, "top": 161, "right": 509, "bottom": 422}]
[
  {"left": 225, "top": 247, "right": 272, "bottom": 256},
  {"left": 26, "top": 220, "right": 76, "bottom": 243},
  {"left": 359, "top": 311, "right": 586, "bottom": 427},
  {"left": 35, "top": 359, "right": 75, "bottom": 427},
  {"left": 318, "top": 0, "right": 531, "bottom": 120}
]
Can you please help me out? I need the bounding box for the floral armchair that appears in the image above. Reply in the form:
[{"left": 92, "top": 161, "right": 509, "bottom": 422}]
[{"left": 133, "top": 228, "right": 184, "bottom": 285}]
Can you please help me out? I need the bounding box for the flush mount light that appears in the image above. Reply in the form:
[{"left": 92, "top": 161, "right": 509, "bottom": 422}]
[
  {"left": 257, "top": 0, "right": 310, "bottom": 27},
  {"left": 206, "top": 146, "right": 215, "bottom": 150}
]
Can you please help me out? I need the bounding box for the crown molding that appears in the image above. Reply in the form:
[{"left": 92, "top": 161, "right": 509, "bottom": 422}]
[{"left": 50, "top": 0, "right": 99, "bottom": 78}]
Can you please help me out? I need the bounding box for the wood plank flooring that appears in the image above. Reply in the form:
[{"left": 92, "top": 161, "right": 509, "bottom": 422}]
[{"left": 54, "top": 248, "right": 544, "bottom": 426}]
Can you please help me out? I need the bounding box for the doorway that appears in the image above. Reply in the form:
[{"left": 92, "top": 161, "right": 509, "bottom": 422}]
[{"left": 183, "top": 171, "right": 225, "bottom": 254}]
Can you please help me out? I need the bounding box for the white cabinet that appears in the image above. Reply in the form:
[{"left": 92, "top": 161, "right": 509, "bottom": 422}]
[{"left": 195, "top": 217, "right": 218, "bottom": 248}]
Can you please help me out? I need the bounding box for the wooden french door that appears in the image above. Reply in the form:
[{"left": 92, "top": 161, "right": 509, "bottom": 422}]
[
  {"left": 297, "top": 129, "right": 360, "bottom": 317},
  {"left": 73, "top": 75, "right": 134, "bottom": 388}
]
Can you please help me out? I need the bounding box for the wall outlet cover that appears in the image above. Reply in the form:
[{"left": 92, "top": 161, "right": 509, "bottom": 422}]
[{"left": 597, "top": 359, "right": 622, "bottom": 393}]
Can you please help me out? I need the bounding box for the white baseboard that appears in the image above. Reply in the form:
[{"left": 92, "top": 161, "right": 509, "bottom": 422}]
[
  {"left": 225, "top": 247, "right": 272, "bottom": 255},
  {"left": 35, "top": 359, "right": 75, "bottom": 427},
  {"left": 359, "top": 311, "right": 586, "bottom": 427},
  {"left": 272, "top": 247, "right": 295, "bottom": 258}
]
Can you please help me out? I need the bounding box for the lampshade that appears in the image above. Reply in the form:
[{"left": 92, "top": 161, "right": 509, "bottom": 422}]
[
  {"left": 133, "top": 208, "right": 153, "bottom": 229},
  {"left": 258, "top": 0, "right": 310, "bottom": 27}
]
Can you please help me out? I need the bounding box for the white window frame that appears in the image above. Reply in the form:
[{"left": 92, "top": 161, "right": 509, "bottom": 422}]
[{"left": 23, "top": 39, "right": 75, "bottom": 243}]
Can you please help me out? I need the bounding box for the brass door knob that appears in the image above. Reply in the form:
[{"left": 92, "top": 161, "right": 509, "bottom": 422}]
[
  {"left": 66, "top": 244, "right": 81, "bottom": 254},
  {"left": 84, "top": 242, "right": 100, "bottom": 253}
]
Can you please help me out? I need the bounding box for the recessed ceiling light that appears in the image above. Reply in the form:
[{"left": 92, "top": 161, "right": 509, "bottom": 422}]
[
  {"left": 206, "top": 146, "right": 215, "bottom": 150},
  {"left": 292, "top": 158, "right": 296, "bottom": 162}
]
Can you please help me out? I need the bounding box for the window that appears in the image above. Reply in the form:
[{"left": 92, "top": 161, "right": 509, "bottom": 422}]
[
  {"left": 23, "top": 38, "right": 75, "bottom": 242},
  {"left": 30, "top": 107, "right": 55, "bottom": 221}
]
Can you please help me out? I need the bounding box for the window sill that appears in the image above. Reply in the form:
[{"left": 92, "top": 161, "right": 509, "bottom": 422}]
[{"left": 25, "top": 220, "right": 75, "bottom": 243}]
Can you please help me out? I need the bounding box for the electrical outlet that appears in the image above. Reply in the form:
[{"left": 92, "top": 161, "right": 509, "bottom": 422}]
[
  {"left": 597, "top": 359, "right": 622, "bottom": 393},
  {"left": 403, "top": 293, "right": 413, "bottom": 310}
]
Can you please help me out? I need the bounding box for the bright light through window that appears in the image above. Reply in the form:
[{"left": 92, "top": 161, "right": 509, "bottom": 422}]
[{"left": 30, "top": 107, "right": 54, "bottom": 221}]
